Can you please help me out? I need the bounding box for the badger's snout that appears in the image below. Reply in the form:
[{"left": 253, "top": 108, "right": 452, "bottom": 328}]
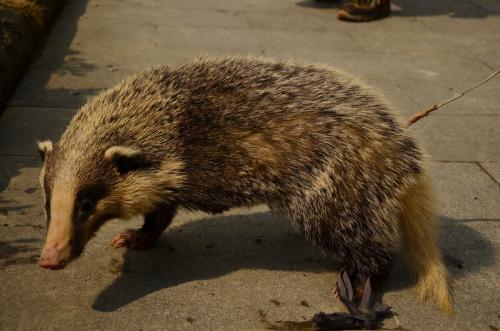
[{"left": 39, "top": 244, "right": 71, "bottom": 270}]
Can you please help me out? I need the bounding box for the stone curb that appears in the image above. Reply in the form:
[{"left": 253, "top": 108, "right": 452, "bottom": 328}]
[{"left": 0, "top": 0, "right": 65, "bottom": 114}]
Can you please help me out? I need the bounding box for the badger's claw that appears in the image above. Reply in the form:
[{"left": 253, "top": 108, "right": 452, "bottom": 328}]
[
  {"left": 332, "top": 286, "right": 340, "bottom": 300},
  {"left": 315, "top": 268, "right": 392, "bottom": 330},
  {"left": 111, "top": 229, "right": 156, "bottom": 249}
]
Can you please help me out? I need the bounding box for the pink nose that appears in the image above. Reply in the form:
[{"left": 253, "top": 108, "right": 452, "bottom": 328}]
[
  {"left": 39, "top": 259, "right": 65, "bottom": 270},
  {"left": 39, "top": 246, "right": 66, "bottom": 270}
]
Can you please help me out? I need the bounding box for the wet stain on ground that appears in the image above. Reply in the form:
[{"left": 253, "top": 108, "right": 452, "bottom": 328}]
[
  {"left": 270, "top": 299, "right": 281, "bottom": 306},
  {"left": 2, "top": 223, "right": 44, "bottom": 229},
  {"left": 444, "top": 254, "right": 464, "bottom": 269},
  {"left": 109, "top": 258, "right": 123, "bottom": 275},
  {"left": 0, "top": 209, "right": 27, "bottom": 216},
  {"left": 258, "top": 309, "right": 267, "bottom": 323},
  {"left": 2, "top": 255, "right": 38, "bottom": 266},
  {"left": 0, "top": 238, "right": 40, "bottom": 268}
]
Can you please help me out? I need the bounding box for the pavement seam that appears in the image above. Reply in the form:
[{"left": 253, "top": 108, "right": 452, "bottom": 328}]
[
  {"left": 477, "top": 59, "right": 496, "bottom": 71},
  {"left": 241, "top": 8, "right": 255, "bottom": 30},
  {"left": 430, "top": 160, "right": 499, "bottom": 164},
  {"left": 476, "top": 162, "right": 500, "bottom": 188},
  {"left": 414, "top": 17, "right": 437, "bottom": 32},
  {"left": 453, "top": 218, "right": 500, "bottom": 223}
]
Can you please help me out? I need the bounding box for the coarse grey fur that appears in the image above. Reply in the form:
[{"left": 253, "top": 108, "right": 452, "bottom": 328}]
[{"left": 43, "top": 56, "right": 425, "bottom": 276}]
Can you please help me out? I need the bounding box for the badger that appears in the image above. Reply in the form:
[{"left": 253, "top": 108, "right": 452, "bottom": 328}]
[{"left": 37, "top": 57, "right": 452, "bottom": 325}]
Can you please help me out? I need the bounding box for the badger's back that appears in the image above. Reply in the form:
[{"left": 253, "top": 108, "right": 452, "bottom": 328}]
[
  {"left": 163, "top": 58, "right": 423, "bottom": 212},
  {"left": 59, "top": 57, "right": 422, "bottom": 212}
]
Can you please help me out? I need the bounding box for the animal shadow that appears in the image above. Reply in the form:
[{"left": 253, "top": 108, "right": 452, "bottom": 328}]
[{"left": 93, "top": 212, "right": 494, "bottom": 312}]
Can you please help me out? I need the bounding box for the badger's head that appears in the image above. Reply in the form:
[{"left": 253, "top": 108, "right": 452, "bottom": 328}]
[{"left": 36, "top": 140, "right": 182, "bottom": 270}]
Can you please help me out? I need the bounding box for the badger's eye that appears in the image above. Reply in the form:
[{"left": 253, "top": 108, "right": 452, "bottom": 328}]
[{"left": 78, "top": 198, "right": 94, "bottom": 214}]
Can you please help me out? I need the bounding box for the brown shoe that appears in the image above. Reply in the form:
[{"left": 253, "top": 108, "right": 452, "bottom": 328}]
[{"left": 337, "top": 0, "right": 391, "bottom": 22}]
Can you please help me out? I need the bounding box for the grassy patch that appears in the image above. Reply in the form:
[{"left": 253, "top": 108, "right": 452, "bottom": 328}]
[{"left": 0, "top": 0, "right": 61, "bottom": 29}]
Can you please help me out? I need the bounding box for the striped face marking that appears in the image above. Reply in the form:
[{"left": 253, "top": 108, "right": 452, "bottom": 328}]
[
  {"left": 39, "top": 178, "right": 76, "bottom": 269},
  {"left": 37, "top": 140, "right": 54, "bottom": 223},
  {"left": 49, "top": 180, "right": 76, "bottom": 245}
]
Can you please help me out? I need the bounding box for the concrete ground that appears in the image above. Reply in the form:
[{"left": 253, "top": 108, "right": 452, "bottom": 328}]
[{"left": 1, "top": 0, "right": 499, "bottom": 330}]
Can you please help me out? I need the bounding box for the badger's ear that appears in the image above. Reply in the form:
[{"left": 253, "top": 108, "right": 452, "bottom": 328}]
[
  {"left": 104, "top": 146, "right": 151, "bottom": 174},
  {"left": 37, "top": 140, "right": 53, "bottom": 162}
]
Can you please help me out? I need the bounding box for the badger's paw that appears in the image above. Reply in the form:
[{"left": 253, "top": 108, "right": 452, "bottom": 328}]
[
  {"left": 111, "top": 229, "right": 156, "bottom": 249},
  {"left": 316, "top": 268, "right": 392, "bottom": 330}
]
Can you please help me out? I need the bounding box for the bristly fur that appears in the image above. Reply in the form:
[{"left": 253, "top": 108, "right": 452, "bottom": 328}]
[{"left": 40, "top": 56, "right": 452, "bottom": 312}]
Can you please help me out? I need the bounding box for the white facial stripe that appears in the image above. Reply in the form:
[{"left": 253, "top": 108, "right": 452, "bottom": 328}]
[
  {"left": 39, "top": 165, "right": 46, "bottom": 195},
  {"left": 39, "top": 165, "right": 48, "bottom": 218},
  {"left": 44, "top": 179, "right": 76, "bottom": 249}
]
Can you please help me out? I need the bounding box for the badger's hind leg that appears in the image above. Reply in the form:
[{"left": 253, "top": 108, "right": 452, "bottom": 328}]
[
  {"left": 314, "top": 267, "right": 392, "bottom": 330},
  {"left": 111, "top": 204, "right": 177, "bottom": 249},
  {"left": 287, "top": 191, "right": 398, "bottom": 329},
  {"left": 313, "top": 255, "right": 393, "bottom": 330}
]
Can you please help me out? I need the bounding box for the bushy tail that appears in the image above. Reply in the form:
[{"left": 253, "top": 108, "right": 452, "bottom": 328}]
[{"left": 399, "top": 173, "right": 453, "bottom": 314}]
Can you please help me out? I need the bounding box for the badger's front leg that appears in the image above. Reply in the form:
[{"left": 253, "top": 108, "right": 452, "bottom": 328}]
[{"left": 111, "top": 204, "right": 177, "bottom": 249}]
